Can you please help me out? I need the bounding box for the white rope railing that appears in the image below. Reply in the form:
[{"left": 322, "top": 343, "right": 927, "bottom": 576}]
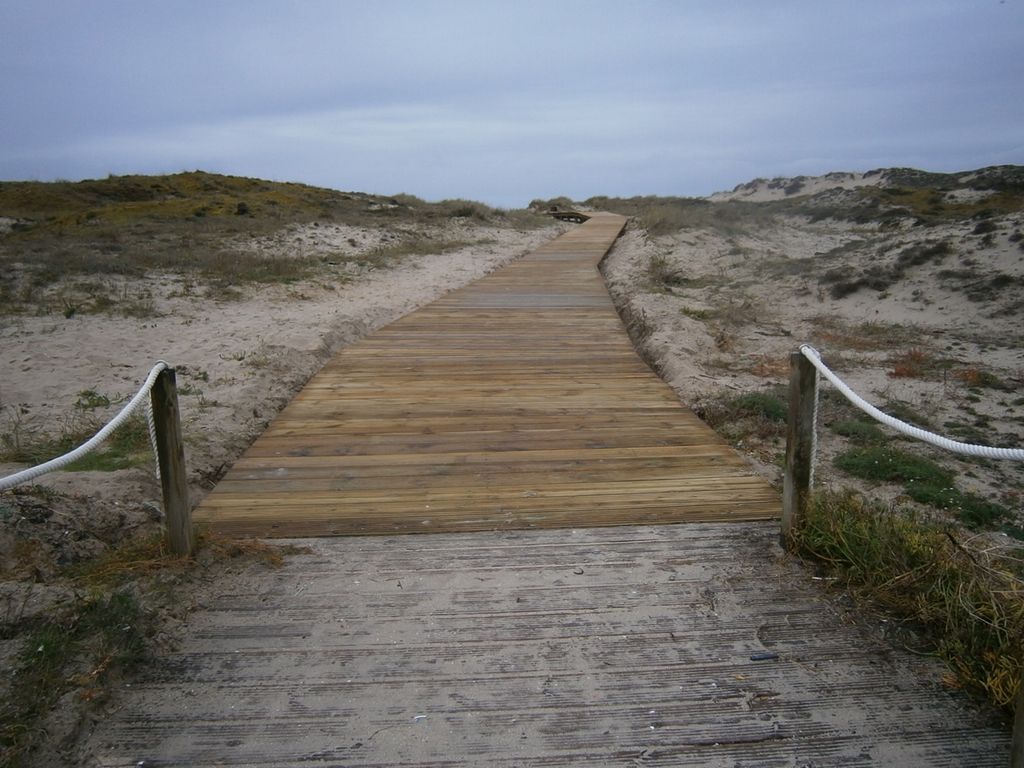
[
  {"left": 799, "top": 344, "right": 1024, "bottom": 461},
  {"left": 0, "top": 362, "right": 170, "bottom": 491}
]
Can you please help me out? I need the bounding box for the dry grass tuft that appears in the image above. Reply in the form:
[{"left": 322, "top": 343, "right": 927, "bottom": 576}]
[
  {"left": 69, "top": 530, "right": 308, "bottom": 589},
  {"left": 888, "top": 348, "right": 937, "bottom": 379},
  {"left": 810, "top": 317, "right": 922, "bottom": 352},
  {"left": 198, "top": 529, "right": 311, "bottom": 567},
  {"left": 749, "top": 354, "right": 790, "bottom": 379}
]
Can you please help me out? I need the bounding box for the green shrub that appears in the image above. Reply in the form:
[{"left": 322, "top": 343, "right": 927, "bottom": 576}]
[
  {"left": 904, "top": 484, "right": 1009, "bottom": 528},
  {"left": 697, "top": 389, "right": 788, "bottom": 446}
]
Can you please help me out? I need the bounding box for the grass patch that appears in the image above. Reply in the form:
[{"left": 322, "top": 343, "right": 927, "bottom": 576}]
[
  {"left": 834, "top": 445, "right": 1011, "bottom": 529},
  {"left": 903, "top": 485, "right": 1011, "bottom": 529},
  {"left": 810, "top": 317, "right": 922, "bottom": 352},
  {"left": 792, "top": 490, "right": 1023, "bottom": 709},
  {"left": 832, "top": 420, "right": 887, "bottom": 445},
  {"left": 353, "top": 236, "right": 473, "bottom": 268},
  {"left": 0, "top": 529, "right": 308, "bottom": 765},
  {"left": 732, "top": 392, "right": 788, "bottom": 423},
  {"left": 0, "top": 410, "right": 152, "bottom": 473},
  {"left": 697, "top": 388, "right": 788, "bottom": 444},
  {"left": 835, "top": 445, "right": 953, "bottom": 487},
  {"left": 881, "top": 399, "right": 934, "bottom": 429}
]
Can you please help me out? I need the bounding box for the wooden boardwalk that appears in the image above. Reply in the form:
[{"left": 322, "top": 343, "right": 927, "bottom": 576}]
[
  {"left": 194, "top": 214, "right": 779, "bottom": 536},
  {"left": 86, "top": 524, "right": 1011, "bottom": 766},
  {"left": 86, "top": 220, "right": 1012, "bottom": 766}
]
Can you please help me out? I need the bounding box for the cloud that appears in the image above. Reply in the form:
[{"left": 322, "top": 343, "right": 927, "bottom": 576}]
[{"left": 1, "top": 0, "right": 1021, "bottom": 204}]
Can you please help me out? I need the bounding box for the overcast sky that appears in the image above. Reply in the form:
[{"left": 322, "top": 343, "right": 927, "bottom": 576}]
[{"left": 2, "top": 1, "right": 1022, "bottom": 207}]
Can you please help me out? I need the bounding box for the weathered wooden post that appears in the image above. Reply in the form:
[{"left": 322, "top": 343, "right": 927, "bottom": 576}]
[
  {"left": 1012, "top": 680, "right": 1024, "bottom": 768},
  {"left": 782, "top": 350, "right": 817, "bottom": 546},
  {"left": 150, "top": 367, "right": 193, "bottom": 556}
]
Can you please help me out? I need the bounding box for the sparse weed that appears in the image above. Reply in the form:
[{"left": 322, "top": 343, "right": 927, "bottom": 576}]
[
  {"left": 242, "top": 340, "right": 272, "bottom": 370},
  {"left": 810, "top": 317, "right": 921, "bottom": 351},
  {"left": 748, "top": 353, "right": 790, "bottom": 379},
  {"left": 647, "top": 253, "right": 688, "bottom": 288},
  {"left": 954, "top": 368, "right": 1012, "bottom": 391},
  {"left": 73, "top": 390, "right": 114, "bottom": 411},
  {"left": 679, "top": 306, "right": 711, "bottom": 320},
  {"left": 881, "top": 399, "right": 934, "bottom": 429},
  {"left": 355, "top": 236, "right": 471, "bottom": 268}
]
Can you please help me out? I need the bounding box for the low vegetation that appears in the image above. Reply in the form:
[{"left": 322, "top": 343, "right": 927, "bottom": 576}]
[
  {"left": 810, "top": 317, "right": 923, "bottom": 352},
  {"left": 0, "top": 530, "right": 303, "bottom": 767},
  {"left": 833, "top": 444, "right": 1012, "bottom": 529},
  {"left": 0, "top": 171, "right": 549, "bottom": 317},
  {"left": 696, "top": 388, "right": 788, "bottom": 446},
  {"left": 821, "top": 241, "right": 954, "bottom": 299},
  {"left": 1, "top": 590, "right": 150, "bottom": 768},
  {"left": 792, "top": 490, "right": 1023, "bottom": 710},
  {"left": 0, "top": 387, "right": 153, "bottom": 473},
  {"left": 0, "top": 410, "right": 152, "bottom": 473}
]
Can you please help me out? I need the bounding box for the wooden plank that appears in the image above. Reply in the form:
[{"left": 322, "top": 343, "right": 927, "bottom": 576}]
[{"left": 194, "top": 214, "right": 781, "bottom": 536}]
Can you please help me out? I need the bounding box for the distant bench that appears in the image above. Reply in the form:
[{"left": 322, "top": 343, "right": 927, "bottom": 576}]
[{"left": 548, "top": 210, "right": 590, "bottom": 223}]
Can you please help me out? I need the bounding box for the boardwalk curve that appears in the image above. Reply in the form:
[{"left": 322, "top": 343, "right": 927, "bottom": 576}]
[{"left": 195, "top": 214, "right": 779, "bottom": 536}]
